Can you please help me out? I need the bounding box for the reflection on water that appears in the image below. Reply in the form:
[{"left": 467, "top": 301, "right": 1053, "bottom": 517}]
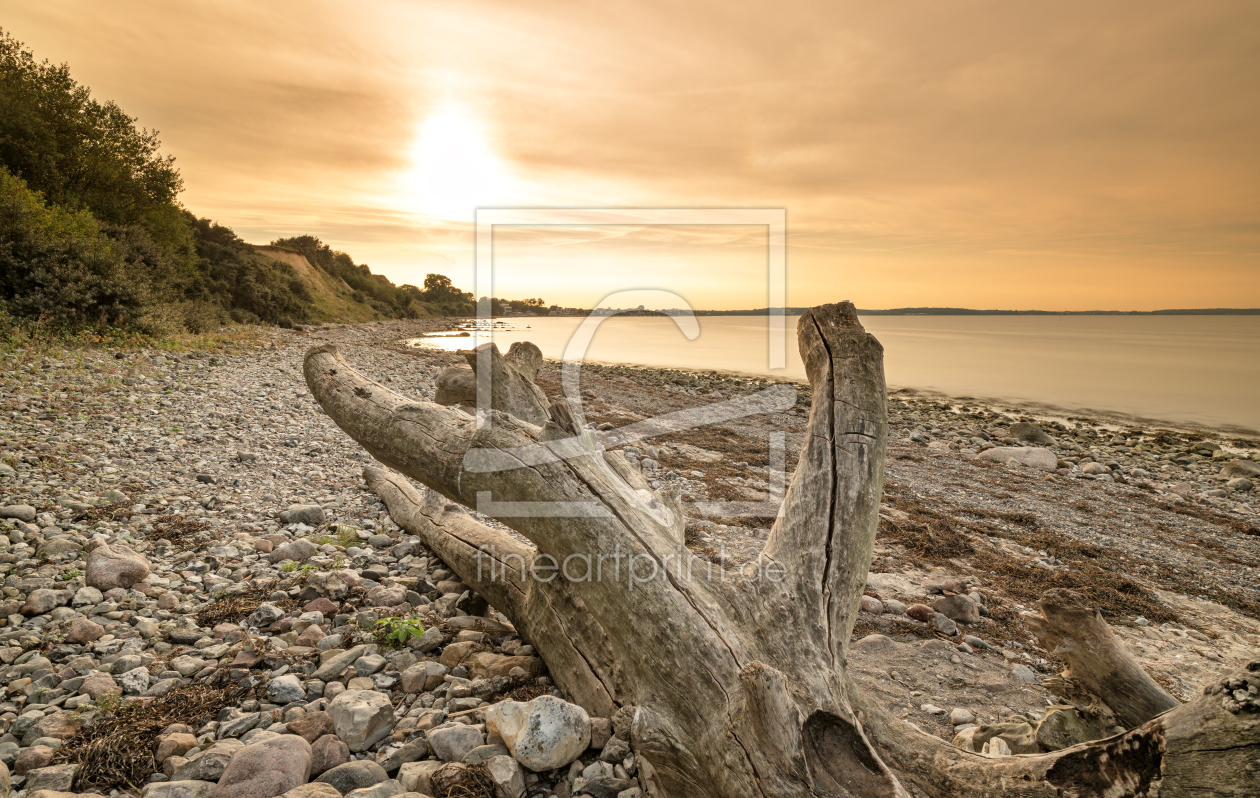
[{"left": 409, "top": 315, "right": 1260, "bottom": 433}]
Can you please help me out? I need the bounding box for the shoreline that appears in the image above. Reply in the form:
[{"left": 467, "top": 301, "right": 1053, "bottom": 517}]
[
  {"left": 406, "top": 324, "right": 1260, "bottom": 442},
  {"left": 0, "top": 318, "right": 1255, "bottom": 793}
]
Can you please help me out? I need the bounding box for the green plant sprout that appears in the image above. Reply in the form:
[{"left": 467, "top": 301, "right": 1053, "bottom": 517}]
[{"left": 372, "top": 617, "right": 425, "bottom": 650}]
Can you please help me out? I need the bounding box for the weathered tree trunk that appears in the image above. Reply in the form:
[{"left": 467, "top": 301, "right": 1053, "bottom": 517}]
[
  {"left": 433, "top": 341, "right": 550, "bottom": 424},
  {"left": 1027, "top": 588, "right": 1179, "bottom": 729},
  {"left": 305, "top": 303, "right": 1260, "bottom": 798}
]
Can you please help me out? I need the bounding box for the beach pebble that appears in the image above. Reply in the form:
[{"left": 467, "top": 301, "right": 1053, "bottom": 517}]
[
  {"left": 1011, "top": 665, "right": 1038, "bottom": 683},
  {"left": 0, "top": 505, "right": 37, "bottom": 522},
  {"left": 977, "top": 446, "right": 1057, "bottom": 472},
  {"left": 950, "top": 708, "right": 976, "bottom": 725}
]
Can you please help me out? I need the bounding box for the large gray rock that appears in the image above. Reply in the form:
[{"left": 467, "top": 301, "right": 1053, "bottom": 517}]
[
  {"left": 485, "top": 695, "right": 590, "bottom": 771},
  {"left": 173, "top": 747, "right": 236, "bottom": 782},
  {"left": 36, "top": 538, "right": 81, "bottom": 559},
  {"left": 21, "top": 711, "right": 81, "bottom": 747},
  {"left": 279, "top": 785, "right": 342, "bottom": 798},
  {"left": 977, "top": 446, "right": 1057, "bottom": 472},
  {"left": 119, "top": 666, "right": 151, "bottom": 695},
  {"left": 280, "top": 505, "right": 326, "bottom": 526},
  {"left": 141, "top": 781, "right": 218, "bottom": 798},
  {"left": 0, "top": 505, "right": 36, "bottom": 522},
  {"left": 463, "top": 743, "right": 509, "bottom": 764},
  {"left": 246, "top": 603, "right": 285, "bottom": 629},
  {"left": 1222, "top": 459, "right": 1260, "bottom": 478},
  {"left": 266, "top": 674, "right": 306, "bottom": 704},
  {"left": 72, "top": 585, "right": 103, "bottom": 607},
  {"left": 304, "top": 573, "right": 349, "bottom": 601},
  {"left": 217, "top": 710, "right": 263, "bottom": 739},
  {"left": 23, "top": 763, "right": 78, "bottom": 792},
  {"left": 366, "top": 585, "right": 406, "bottom": 608},
  {"left": 931, "top": 593, "right": 981, "bottom": 624},
  {"left": 79, "top": 673, "right": 119, "bottom": 699},
  {"left": 269, "top": 538, "right": 318, "bottom": 564},
  {"left": 343, "top": 780, "right": 404, "bottom": 798},
  {"left": 85, "top": 543, "right": 151, "bottom": 590},
  {"left": 426, "top": 724, "right": 483, "bottom": 762},
  {"left": 156, "top": 733, "right": 199, "bottom": 765},
  {"left": 327, "top": 689, "right": 394, "bottom": 752},
  {"left": 212, "top": 734, "right": 311, "bottom": 798},
  {"left": 312, "top": 646, "right": 366, "bottom": 682},
  {"left": 310, "top": 734, "right": 350, "bottom": 777},
  {"left": 65, "top": 616, "right": 104, "bottom": 644},
  {"left": 21, "top": 589, "right": 66, "bottom": 615},
  {"left": 485, "top": 755, "right": 525, "bottom": 798},
  {"left": 286, "top": 711, "right": 334, "bottom": 744},
  {"left": 397, "top": 761, "right": 444, "bottom": 795},
  {"left": 1009, "top": 422, "right": 1054, "bottom": 445},
  {"left": 314, "top": 760, "right": 389, "bottom": 794},
  {"left": 931, "top": 612, "right": 959, "bottom": 636},
  {"left": 400, "top": 661, "right": 446, "bottom": 694},
  {"left": 380, "top": 739, "right": 430, "bottom": 775}
]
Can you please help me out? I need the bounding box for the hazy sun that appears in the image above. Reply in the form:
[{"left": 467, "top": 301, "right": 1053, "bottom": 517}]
[{"left": 399, "top": 104, "right": 514, "bottom": 220}]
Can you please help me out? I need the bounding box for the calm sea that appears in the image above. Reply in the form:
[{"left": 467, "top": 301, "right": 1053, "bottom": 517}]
[{"left": 411, "top": 314, "right": 1260, "bottom": 434}]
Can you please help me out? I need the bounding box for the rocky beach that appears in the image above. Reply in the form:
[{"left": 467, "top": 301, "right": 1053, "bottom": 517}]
[{"left": 0, "top": 318, "right": 1257, "bottom": 798}]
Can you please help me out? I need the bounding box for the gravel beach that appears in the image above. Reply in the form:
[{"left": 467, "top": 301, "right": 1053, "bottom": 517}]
[{"left": 0, "top": 318, "right": 1257, "bottom": 797}]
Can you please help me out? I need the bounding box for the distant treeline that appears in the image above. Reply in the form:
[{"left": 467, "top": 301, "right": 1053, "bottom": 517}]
[{"left": 0, "top": 29, "right": 489, "bottom": 336}]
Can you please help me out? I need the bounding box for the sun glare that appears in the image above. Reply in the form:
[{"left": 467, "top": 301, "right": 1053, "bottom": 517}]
[{"left": 399, "top": 105, "right": 514, "bottom": 221}]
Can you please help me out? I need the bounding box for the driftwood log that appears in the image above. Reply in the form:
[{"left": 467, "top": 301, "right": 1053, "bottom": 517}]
[
  {"left": 305, "top": 302, "right": 1260, "bottom": 798},
  {"left": 1027, "top": 588, "right": 1180, "bottom": 730}
]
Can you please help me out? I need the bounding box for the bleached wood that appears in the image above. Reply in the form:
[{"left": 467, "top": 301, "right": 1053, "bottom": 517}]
[
  {"left": 1027, "top": 588, "right": 1179, "bottom": 729},
  {"left": 307, "top": 303, "right": 1258, "bottom": 798}
]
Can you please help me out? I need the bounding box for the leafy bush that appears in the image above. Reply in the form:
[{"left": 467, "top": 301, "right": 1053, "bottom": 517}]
[
  {"left": 0, "top": 167, "right": 182, "bottom": 329},
  {"left": 186, "top": 215, "right": 311, "bottom": 325}
]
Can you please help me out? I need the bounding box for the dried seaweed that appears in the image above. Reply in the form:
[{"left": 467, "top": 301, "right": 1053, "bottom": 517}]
[
  {"left": 72, "top": 501, "right": 133, "bottom": 524},
  {"left": 1161, "top": 501, "right": 1260, "bottom": 537},
  {"left": 54, "top": 682, "right": 248, "bottom": 793},
  {"left": 149, "top": 514, "right": 213, "bottom": 545},
  {"left": 878, "top": 491, "right": 1181, "bottom": 626},
  {"left": 193, "top": 580, "right": 291, "bottom": 627},
  {"left": 962, "top": 506, "right": 1040, "bottom": 528},
  {"left": 494, "top": 673, "right": 549, "bottom": 703},
  {"left": 878, "top": 496, "right": 976, "bottom": 560},
  {"left": 431, "top": 761, "right": 497, "bottom": 798}
]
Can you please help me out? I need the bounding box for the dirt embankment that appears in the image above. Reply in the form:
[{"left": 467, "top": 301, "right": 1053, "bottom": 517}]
[{"left": 251, "top": 245, "right": 384, "bottom": 323}]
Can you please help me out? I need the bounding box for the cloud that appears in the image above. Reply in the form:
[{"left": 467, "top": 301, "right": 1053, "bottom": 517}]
[{"left": 5, "top": 0, "right": 1258, "bottom": 309}]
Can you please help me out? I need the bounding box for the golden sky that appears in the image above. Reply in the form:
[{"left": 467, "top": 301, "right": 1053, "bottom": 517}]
[{"left": 6, "top": 0, "right": 1259, "bottom": 310}]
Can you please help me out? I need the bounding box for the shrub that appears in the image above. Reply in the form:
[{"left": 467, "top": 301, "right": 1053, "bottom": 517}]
[{"left": 0, "top": 167, "right": 180, "bottom": 329}]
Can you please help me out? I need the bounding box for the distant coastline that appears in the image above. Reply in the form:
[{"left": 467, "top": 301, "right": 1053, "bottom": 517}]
[
  {"left": 706, "top": 307, "right": 1260, "bottom": 316},
  {"left": 538, "top": 306, "right": 1260, "bottom": 317}
]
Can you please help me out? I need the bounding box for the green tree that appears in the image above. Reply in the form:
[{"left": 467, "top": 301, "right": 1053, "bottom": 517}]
[
  {"left": 272, "top": 234, "right": 335, "bottom": 272},
  {"left": 423, "top": 273, "right": 453, "bottom": 294},
  {"left": 0, "top": 28, "right": 192, "bottom": 257}
]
